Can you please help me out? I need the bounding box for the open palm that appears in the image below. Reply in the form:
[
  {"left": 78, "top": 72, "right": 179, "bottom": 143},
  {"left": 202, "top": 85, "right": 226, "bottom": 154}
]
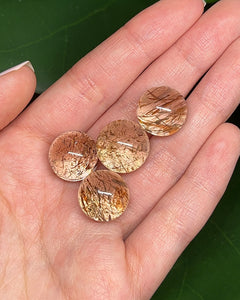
[{"left": 0, "top": 0, "right": 239, "bottom": 299}]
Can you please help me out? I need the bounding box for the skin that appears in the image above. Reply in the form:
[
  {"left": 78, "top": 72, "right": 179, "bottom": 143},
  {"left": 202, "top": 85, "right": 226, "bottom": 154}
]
[{"left": 0, "top": 0, "right": 239, "bottom": 299}]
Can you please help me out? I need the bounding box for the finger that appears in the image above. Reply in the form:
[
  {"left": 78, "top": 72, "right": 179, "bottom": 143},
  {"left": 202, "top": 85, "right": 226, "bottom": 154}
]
[
  {"left": 18, "top": 0, "right": 204, "bottom": 140},
  {"left": 40, "top": 0, "right": 240, "bottom": 247},
  {"left": 88, "top": 0, "right": 240, "bottom": 130},
  {"left": 0, "top": 61, "right": 36, "bottom": 130},
  {"left": 125, "top": 123, "right": 240, "bottom": 300},
  {"left": 88, "top": 5, "right": 240, "bottom": 236}
]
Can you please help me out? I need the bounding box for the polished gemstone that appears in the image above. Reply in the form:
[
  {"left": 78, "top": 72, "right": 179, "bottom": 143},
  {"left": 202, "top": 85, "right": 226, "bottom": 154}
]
[
  {"left": 49, "top": 131, "right": 98, "bottom": 181},
  {"left": 137, "top": 86, "right": 187, "bottom": 136},
  {"left": 78, "top": 170, "right": 129, "bottom": 221},
  {"left": 96, "top": 120, "right": 150, "bottom": 173}
]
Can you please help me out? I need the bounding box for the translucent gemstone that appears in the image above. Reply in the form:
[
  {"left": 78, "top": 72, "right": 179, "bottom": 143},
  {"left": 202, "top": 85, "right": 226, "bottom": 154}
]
[
  {"left": 78, "top": 170, "right": 129, "bottom": 221},
  {"left": 137, "top": 86, "right": 187, "bottom": 136},
  {"left": 48, "top": 131, "right": 98, "bottom": 181},
  {"left": 96, "top": 120, "right": 150, "bottom": 173}
]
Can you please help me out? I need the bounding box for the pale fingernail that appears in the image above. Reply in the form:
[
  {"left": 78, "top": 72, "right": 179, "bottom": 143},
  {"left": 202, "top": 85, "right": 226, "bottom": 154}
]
[
  {"left": 0, "top": 61, "right": 35, "bottom": 77},
  {"left": 202, "top": 0, "right": 206, "bottom": 7}
]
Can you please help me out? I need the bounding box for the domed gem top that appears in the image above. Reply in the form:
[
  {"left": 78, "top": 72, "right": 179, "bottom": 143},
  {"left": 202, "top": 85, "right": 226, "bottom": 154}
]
[
  {"left": 137, "top": 86, "right": 187, "bottom": 136},
  {"left": 48, "top": 131, "right": 98, "bottom": 181},
  {"left": 96, "top": 120, "right": 150, "bottom": 173},
  {"left": 78, "top": 170, "right": 129, "bottom": 221}
]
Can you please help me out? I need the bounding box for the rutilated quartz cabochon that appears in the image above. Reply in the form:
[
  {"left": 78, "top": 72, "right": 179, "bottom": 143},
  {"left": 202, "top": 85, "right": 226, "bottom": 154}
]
[
  {"left": 78, "top": 170, "right": 129, "bottom": 222},
  {"left": 137, "top": 86, "right": 187, "bottom": 136},
  {"left": 48, "top": 131, "right": 98, "bottom": 181},
  {"left": 96, "top": 120, "right": 150, "bottom": 173}
]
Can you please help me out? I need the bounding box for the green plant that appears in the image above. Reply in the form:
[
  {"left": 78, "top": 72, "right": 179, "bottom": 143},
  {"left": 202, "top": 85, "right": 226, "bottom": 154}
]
[{"left": 1, "top": 1, "right": 239, "bottom": 299}]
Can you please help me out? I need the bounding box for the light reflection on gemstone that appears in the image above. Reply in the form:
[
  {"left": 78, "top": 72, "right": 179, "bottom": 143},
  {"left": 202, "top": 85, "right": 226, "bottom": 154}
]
[
  {"left": 156, "top": 106, "right": 172, "bottom": 112},
  {"left": 68, "top": 151, "right": 84, "bottom": 157},
  {"left": 117, "top": 141, "right": 134, "bottom": 148},
  {"left": 97, "top": 190, "right": 113, "bottom": 196}
]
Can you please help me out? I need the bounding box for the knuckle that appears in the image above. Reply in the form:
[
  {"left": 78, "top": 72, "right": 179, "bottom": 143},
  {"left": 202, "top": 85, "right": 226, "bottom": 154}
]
[
  {"left": 193, "top": 81, "right": 228, "bottom": 126},
  {"left": 175, "top": 31, "right": 214, "bottom": 74},
  {"left": 122, "top": 24, "right": 152, "bottom": 61},
  {"left": 140, "top": 145, "right": 185, "bottom": 186},
  {"left": 126, "top": 244, "right": 144, "bottom": 300},
  {"left": 161, "top": 204, "right": 195, "bottom": 246},
  {"left": 66, "top": 63, "right": 104, "bottom": 105},
  {"left": 185, "top": 166, "right": 221, "bottom": 199}
]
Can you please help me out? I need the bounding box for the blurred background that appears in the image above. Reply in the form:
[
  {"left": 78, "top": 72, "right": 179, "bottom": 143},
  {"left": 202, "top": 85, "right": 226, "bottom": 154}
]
[{"left": 0, "top": 0, "right": 239, "bottom": 299}]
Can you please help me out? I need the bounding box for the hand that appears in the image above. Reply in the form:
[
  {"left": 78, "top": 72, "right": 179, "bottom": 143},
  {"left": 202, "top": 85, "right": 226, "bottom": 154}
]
[{"left": 0, "top": 0, "right": 239, "bottom": 299}]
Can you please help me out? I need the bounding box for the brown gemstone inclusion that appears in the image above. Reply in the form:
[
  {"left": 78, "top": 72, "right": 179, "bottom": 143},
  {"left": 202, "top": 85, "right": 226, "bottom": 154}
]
[
  {"left": 78, "top": 170, "right": 129, "bottom": 221},
  {"left": 49, "top": 131, "right": 98, "bottom": 181},
  {"left": 96, "top": 120, "right": 150, "bottom": 173},
  {"left": 137, "top": 86, "right": 187, "bottom": 136}
]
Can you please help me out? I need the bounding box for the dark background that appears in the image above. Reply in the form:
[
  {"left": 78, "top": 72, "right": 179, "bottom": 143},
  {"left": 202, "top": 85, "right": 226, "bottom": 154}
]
[{"left": 0, "top": 1, "right": 239, "bottom": 299}]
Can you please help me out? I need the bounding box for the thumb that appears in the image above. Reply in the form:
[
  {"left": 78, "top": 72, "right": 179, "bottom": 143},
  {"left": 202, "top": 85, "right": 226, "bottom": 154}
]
[{"left": 0, "top": 61, "right": 36, "bottom": 130}]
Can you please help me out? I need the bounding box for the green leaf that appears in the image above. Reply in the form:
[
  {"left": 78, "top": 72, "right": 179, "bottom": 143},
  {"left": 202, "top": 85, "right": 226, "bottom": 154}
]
[
  {"left": 206, "top": 0, "right": 219, "bottom": 3},
  {"left": 152, "top": 160, "right": 240, "bottom": 300},
  {"left": 0, "top": 0, "right": 156, "bottom": 92},
  {"left": 0, "top": 1, "right": 239, "bottom": 299}
]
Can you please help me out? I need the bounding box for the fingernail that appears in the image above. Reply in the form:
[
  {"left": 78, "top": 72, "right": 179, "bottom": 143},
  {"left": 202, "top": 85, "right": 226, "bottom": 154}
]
[
  {"left": 202, "top": 0, "right": 206, "bottom": 7},
  {"left": 0, "top": 61, "right": 34, "bottom": 77}
]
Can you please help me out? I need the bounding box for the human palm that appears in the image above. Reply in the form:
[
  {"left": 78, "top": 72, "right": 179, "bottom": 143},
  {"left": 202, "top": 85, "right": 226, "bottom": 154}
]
[{"left": 0, "top": 0, "right": 240, "bottom": 299}]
